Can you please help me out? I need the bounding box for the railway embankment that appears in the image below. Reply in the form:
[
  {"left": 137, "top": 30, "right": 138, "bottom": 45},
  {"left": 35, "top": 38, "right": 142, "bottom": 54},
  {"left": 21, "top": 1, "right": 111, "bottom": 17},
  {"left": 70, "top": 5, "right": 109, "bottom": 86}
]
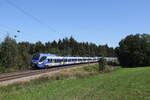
[{"left": 0, "top": 63, "right": 102, "bottom": 86}]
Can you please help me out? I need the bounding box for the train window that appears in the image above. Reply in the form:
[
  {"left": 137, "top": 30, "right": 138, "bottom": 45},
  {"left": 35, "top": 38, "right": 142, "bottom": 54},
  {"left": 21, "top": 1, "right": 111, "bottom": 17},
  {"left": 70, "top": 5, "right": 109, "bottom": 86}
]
[
  {"left": 53, "top": 59, "right": 62, "bottom": 63},
  {"left": 48, "top": 59, "right": 52, "bottom": 62},
  {"left": 57, "top": 59, "right": 62, "bottom": 62},
  {"left": 39, "top": 56, "right": 47, "bottom": 62},
  {"left": 60, "top": 59, "right": 63, "bottom": 62},
  {"left": 64, "top": 59, "right": 67, "bottom": 62},
  {"left": 32, "top": 54, "right": 40, "bottom": 60},
  {"left": 54, "top": 59, "right": 57, "bottom": 63},
  {"left": 57, "top": 59, "right": 59, "bottom": 62},
  {"left": 68, "top": 59, "right": 71, "bottom": 62}
]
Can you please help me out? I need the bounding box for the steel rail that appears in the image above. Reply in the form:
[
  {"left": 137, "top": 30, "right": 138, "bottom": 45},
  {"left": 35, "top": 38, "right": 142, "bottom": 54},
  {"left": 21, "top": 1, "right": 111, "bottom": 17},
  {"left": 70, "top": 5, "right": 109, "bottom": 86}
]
[{"left": 0, "top": 62, "right": 97, "bottom": 82}]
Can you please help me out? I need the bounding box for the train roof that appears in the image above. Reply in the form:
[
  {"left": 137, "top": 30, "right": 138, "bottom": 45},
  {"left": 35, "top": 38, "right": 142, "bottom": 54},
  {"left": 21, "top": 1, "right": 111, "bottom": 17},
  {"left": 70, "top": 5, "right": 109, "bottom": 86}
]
[
  {"left": 37, "top": 53, "right": 57, "bottom": 57},
  {"left": 36, "top": 53, "right": 101, "bottom": 59}
]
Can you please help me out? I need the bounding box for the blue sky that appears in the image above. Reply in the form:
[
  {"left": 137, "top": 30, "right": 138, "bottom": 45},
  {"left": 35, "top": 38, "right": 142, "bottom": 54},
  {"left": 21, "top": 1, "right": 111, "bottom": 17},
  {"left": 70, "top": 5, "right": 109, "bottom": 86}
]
[{"left": 0, "top": 0, "right": 150, "bottom": 47}]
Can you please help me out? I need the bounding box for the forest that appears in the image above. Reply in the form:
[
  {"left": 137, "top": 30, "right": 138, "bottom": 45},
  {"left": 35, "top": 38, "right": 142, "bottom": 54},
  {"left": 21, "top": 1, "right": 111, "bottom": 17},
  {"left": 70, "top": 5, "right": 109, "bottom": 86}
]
[{"left": 0, "top": 36, "right": 115, "bottom": 71}]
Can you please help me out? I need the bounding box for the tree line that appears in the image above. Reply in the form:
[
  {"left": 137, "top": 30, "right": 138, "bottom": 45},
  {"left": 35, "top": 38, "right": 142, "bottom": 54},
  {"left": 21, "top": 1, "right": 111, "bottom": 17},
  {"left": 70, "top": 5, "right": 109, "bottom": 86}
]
[
  {"left": 0, "top": 36, "right": 115, "bottom": 71},
  {"left": 1, "top": 33, "right": 149, "bottom": 71}
]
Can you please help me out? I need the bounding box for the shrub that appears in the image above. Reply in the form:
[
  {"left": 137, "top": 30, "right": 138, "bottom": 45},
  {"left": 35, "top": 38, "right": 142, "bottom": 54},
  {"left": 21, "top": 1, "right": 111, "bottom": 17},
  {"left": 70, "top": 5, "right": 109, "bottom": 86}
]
[{"left": 99, "top": 57, "right": 107, "bottom": 71}]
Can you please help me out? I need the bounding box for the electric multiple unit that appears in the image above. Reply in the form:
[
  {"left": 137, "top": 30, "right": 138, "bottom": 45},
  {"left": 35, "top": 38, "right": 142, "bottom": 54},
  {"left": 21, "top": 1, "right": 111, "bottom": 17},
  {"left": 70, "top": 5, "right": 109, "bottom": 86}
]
[{"left": 31, "top": 53, "right": 100, "bottom": 69}]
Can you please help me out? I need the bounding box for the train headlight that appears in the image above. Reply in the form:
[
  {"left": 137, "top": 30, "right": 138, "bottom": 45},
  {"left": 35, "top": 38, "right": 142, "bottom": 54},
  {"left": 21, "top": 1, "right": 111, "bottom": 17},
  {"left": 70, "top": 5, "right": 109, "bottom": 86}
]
[{"left": 38, "top": 62, "right": 43, "bottom": 64}]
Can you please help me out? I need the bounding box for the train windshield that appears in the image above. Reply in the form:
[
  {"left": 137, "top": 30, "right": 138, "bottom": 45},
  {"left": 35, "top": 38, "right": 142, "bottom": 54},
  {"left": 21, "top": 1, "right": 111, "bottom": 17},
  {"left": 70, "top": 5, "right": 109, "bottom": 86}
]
[
  {"left": 32, "top": 54, "right": 40, "bottom": 60},
  {"left": 39, "top": 56, "right": 47, "bottom": 62}
]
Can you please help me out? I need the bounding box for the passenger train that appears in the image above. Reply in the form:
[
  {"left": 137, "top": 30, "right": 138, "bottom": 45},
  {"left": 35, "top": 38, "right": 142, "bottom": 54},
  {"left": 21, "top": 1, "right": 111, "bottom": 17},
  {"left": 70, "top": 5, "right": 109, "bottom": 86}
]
[{"left": 31, "top": 53, "right": 100, "bottom": 69}]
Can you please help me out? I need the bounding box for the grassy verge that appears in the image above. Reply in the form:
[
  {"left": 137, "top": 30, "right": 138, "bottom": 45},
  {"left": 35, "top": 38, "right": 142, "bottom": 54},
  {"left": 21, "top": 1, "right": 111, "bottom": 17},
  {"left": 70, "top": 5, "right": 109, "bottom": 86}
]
[
  {"left": 1, "top": 65, "right": 150, "bottom": 100},
  {"left": 0, "top": 66, "right": 29, "bottom": 73},
  {"left": 0, "top": 67, "right": 19, "bottom": 73}
]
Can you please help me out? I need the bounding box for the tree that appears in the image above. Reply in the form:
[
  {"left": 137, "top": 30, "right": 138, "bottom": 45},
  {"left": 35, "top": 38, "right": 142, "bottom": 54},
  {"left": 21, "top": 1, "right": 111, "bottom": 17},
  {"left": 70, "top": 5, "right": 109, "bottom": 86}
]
[
  {"left": 116, "top": 33, "right": 150, "bottom": 67},
  {"left": 34, "top": 41, "right": 45, "bottom": 53},
  {"left": 0, "top": 36, "right": 19, "bottom": 68},
  {"left": 18, "top": 42, "right": 32, "bottom": 69},
  {"left": 98, "top": 45, "right": 108, "bottom": 57}
]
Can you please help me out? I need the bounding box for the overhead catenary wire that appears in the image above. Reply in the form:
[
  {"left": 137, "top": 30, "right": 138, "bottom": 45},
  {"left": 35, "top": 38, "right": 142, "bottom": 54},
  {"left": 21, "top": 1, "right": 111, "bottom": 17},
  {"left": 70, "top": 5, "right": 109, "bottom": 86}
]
[{"left": 5, "top": 0, "right": 61, "bottom": 34}]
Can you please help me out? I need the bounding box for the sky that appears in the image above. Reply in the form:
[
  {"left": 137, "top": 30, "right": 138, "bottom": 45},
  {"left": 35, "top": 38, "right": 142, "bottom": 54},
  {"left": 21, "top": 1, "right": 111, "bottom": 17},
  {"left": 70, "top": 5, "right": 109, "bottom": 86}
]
[{"left": 0, "top": 0, "right": 150, "bottom": 47}]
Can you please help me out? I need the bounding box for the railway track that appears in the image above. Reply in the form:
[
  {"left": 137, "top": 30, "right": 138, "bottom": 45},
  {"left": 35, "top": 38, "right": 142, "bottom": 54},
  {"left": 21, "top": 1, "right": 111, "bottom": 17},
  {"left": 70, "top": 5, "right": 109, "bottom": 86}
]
[{"left": 0, "top": 63, "right": 97, "bottom": 82}]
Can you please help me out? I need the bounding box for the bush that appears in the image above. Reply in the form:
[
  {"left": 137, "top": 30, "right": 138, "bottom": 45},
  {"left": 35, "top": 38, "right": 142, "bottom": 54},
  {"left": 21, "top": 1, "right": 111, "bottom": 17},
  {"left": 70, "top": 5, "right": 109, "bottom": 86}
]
[
  {"left": 107, "top": 60, "right": 120, "bottom": 66},
  {"left": 99, "top": 57, "right": 107, "bottom": 71}
]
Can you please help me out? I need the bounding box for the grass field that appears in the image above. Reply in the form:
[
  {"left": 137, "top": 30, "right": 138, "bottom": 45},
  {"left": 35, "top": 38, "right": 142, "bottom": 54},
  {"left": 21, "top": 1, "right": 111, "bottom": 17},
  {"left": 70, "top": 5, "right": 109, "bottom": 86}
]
[{"left": 0, "top": 66, "right": 150, "bottom": 100}]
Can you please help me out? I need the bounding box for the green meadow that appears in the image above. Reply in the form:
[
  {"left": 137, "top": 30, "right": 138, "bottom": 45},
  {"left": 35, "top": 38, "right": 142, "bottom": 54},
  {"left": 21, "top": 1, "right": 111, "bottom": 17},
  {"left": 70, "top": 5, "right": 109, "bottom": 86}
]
[{"left": 0, "top": 65, "right": 150, "bottom": 100}]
